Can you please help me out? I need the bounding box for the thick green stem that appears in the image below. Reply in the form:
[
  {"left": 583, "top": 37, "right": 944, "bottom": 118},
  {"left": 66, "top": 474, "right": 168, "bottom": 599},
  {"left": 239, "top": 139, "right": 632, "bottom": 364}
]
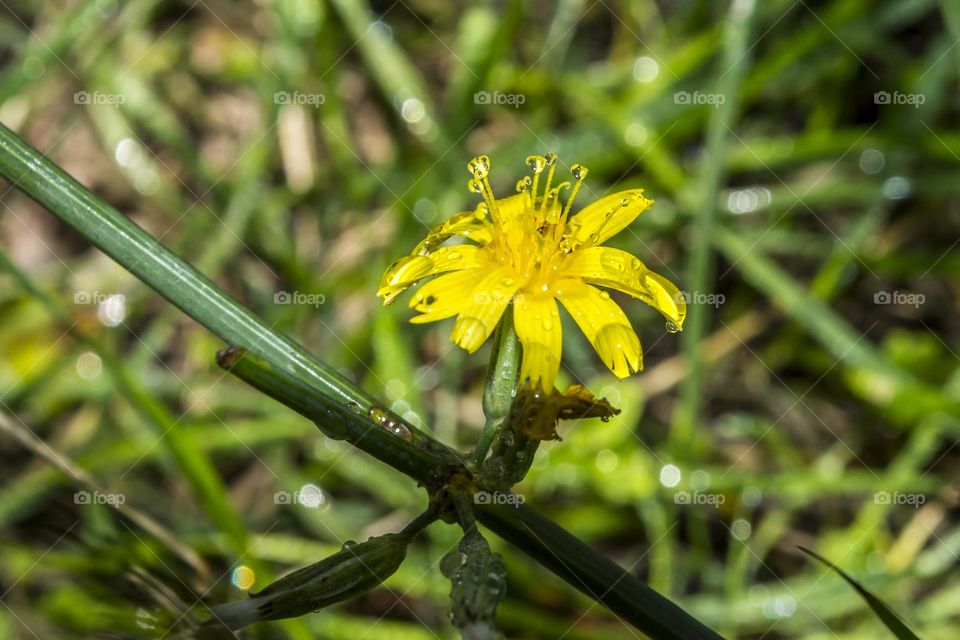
[{"left": 471, "top": 306, "right": 521, "bottom": 467}]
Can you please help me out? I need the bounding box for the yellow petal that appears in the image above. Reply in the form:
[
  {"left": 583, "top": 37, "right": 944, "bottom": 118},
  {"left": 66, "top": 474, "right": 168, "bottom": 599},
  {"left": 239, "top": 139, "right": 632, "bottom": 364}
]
[
  {"left": 643, "top": 271, "right": 686, "bottom": 330},
  {"left": 408, "top": 269, "right": 484, "bottom": 324},
  {"left": 411, "top": 209, "right": 492, "bottom": 256},
  {"left": 566, "top": 189, "right": 653, "bottom": 247},
  {"left": 560, "top": 246, "right": 685, "bottom": 327},
  {"left": 555, "top": 279, "right": 642, "bottom": 378},
  {"left": 377, "top": 245, "right": 487, "bottom": 304},
  {"left": 449, "top": 266, "right": 520, "bottom": 352},
  {"left": 490, "top": 193, "right": 530, "bottom": 228},
  {"left": 513, "top": 295, "right": 562, "bottom": 391}
]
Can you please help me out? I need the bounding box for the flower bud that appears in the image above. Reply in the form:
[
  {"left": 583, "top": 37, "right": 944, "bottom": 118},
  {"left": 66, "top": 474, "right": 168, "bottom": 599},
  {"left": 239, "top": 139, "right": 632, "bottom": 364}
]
[{"left": 209, "top": 533, "right": 409, "bottom": 630}]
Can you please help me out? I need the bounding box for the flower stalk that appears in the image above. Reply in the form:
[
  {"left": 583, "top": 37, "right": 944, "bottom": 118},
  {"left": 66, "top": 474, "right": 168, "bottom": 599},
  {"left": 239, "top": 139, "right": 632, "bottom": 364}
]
[{"left": 471, "top": 306, "right": 522, "bottom": 468}]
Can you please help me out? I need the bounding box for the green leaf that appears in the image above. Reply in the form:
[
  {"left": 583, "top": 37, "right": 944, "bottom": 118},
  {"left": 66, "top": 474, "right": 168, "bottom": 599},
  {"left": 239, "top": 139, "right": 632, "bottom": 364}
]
[{"left": 799, "top": 547, "right": 923, "bottom": 640}]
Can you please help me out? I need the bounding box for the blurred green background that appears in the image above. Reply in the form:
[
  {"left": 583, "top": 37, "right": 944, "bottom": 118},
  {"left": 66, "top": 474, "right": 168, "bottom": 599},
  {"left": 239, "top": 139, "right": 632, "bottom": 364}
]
[{"left": 0, "top": 0, "right": 958, "bottom": 638}]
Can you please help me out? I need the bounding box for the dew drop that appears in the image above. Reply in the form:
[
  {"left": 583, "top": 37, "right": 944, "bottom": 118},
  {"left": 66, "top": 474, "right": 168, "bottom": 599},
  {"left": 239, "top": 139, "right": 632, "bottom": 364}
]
[
  {"left": 543, "top": 151, "right": 557, "bottom": 165},
  {"left": 589, "top": 233, "right": 600, "bottom": 243},
  {"left": 392, "top": 423, "right": 412, "bottom": 440},
  {"left": 526, "top": 155, "right": 546, "bottom": 173},
  {"left": 500, "top": 277, "right": 515, "bottom": 287},
  {"left": 516, "top": 176, "right": 532, "bottom": 192},
  {"left": 542, "top": 319, "right": 553, "bottom": 330},
  {"left": 341, "top": 540, "right": 358, "bottom": 551},
  {"left": 440, "top": 551, "right": 467, "bottom": 577},
  {"left": 602, "top": 256, "right": 624, "bottom": 273},
  {"left": 665, "top": 320, "right": 681, "bottom": 333},
  {"left": 570, "top": 163, "right": 588, "bottom": 180},
  {"left": 620, "top": 197, "right": 631, "bottom": 207},
  {"left": 599, "top": 291, "right": 611, "bottom": 299},
  {"left": 468, "top": 179, "right": 483, "bottom": 194},
  {"left": 345, "top": 401, "right": 363, "bottom": 415}
]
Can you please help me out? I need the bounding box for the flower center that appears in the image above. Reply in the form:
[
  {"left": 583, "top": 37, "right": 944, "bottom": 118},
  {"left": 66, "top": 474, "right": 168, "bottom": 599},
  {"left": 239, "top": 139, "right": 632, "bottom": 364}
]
[{"left": 465, "top": 153, "right": 590, "bottom": 297}]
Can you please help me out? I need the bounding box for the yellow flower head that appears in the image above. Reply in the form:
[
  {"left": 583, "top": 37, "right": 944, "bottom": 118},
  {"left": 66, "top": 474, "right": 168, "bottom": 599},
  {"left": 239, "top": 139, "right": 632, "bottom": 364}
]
[{"left": 378, "top": 153, "right": 685, "bottom": 391}]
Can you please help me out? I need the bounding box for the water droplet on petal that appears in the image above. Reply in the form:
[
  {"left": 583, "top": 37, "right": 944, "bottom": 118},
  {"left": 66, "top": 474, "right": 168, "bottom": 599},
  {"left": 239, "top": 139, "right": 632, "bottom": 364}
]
[
  {"left": 500, "top": 277, "right": 515, "bottom": 287},
  {"left": 543, "top": 152, "right": 557, "bottom": 166},
  {"left": 468, "top": 179, "right": 483, "bottom": 194},
  {"left": 526, "top": 155, "right": 546, "bottom": 173},
  {"left": 665, "top": 320, "right": 681, "bottom": 333},
  {"left": 542, "top": 319, "right": 553, "bottom": 330},
  {"left": 345, "top": 401, "right": 363, "bottom": 415},
  {"left": 620, "top": 197, "right": 630, "bottom": 207},
  {"left": 571, "top": 163, "right": 588, "bottom": 180},
  {"left": 342, "top": 540, "right": 358, "bottom": 551},
  {"left": 599, "top": 291, "right": 611, "bottom": 299}
]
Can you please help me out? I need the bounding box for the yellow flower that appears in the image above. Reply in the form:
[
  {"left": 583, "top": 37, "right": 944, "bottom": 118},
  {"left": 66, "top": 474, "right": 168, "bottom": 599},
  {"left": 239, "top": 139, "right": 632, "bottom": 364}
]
[{"left": 378, "top": 153, "right": 685, "bottom": 391}]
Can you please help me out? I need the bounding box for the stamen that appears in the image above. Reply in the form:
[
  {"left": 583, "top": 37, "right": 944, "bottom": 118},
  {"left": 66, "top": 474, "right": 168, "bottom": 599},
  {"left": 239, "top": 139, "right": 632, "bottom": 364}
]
[
  {"left": 526, "top": 155, "right": 547, "bottom": 206},
  {"left": 544, "top": 182, "right": 570, "bottom": 224},
  {"left": 539, "top": 152, "right": 558, "bottom": 213},
  {"left": 467, "top": 155, "right": 499, "bottom": 221},
  {"left": 561, "top": 163, "right": 588, "bottom": 222}
]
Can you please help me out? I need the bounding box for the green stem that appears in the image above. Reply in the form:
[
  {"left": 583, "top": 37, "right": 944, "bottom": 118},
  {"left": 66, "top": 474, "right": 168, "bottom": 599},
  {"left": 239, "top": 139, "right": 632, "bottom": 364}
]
[
  {"left": 0, "top": 121, "right": 437, "bottom": 449},
  {"left": 471, "top": 306, "right": 521, "bottom": 467},
  {"left": 474, "top": 502, "right": 724, "bottom": 640}
]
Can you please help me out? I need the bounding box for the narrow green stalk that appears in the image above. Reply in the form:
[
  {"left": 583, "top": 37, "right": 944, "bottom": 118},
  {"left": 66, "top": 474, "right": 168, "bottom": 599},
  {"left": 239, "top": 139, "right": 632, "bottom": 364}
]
[
  {"left": 0, "top": 121, "right": 437, "bottom": 449},
  {"left": 471, "top": 307, "right": 521, "bottom": 467},
  {"left": 671, "top": 0, "right": 757, "bottom": 456},
  {"left": 475, "top": 502, "right": 724, "bottom": 640}
]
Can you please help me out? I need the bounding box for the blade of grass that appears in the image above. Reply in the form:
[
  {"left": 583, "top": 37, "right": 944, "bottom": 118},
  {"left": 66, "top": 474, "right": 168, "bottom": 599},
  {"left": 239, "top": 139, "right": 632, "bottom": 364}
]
[{"left": 799, "top": 546, "right": 923, "bottom": 640}]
